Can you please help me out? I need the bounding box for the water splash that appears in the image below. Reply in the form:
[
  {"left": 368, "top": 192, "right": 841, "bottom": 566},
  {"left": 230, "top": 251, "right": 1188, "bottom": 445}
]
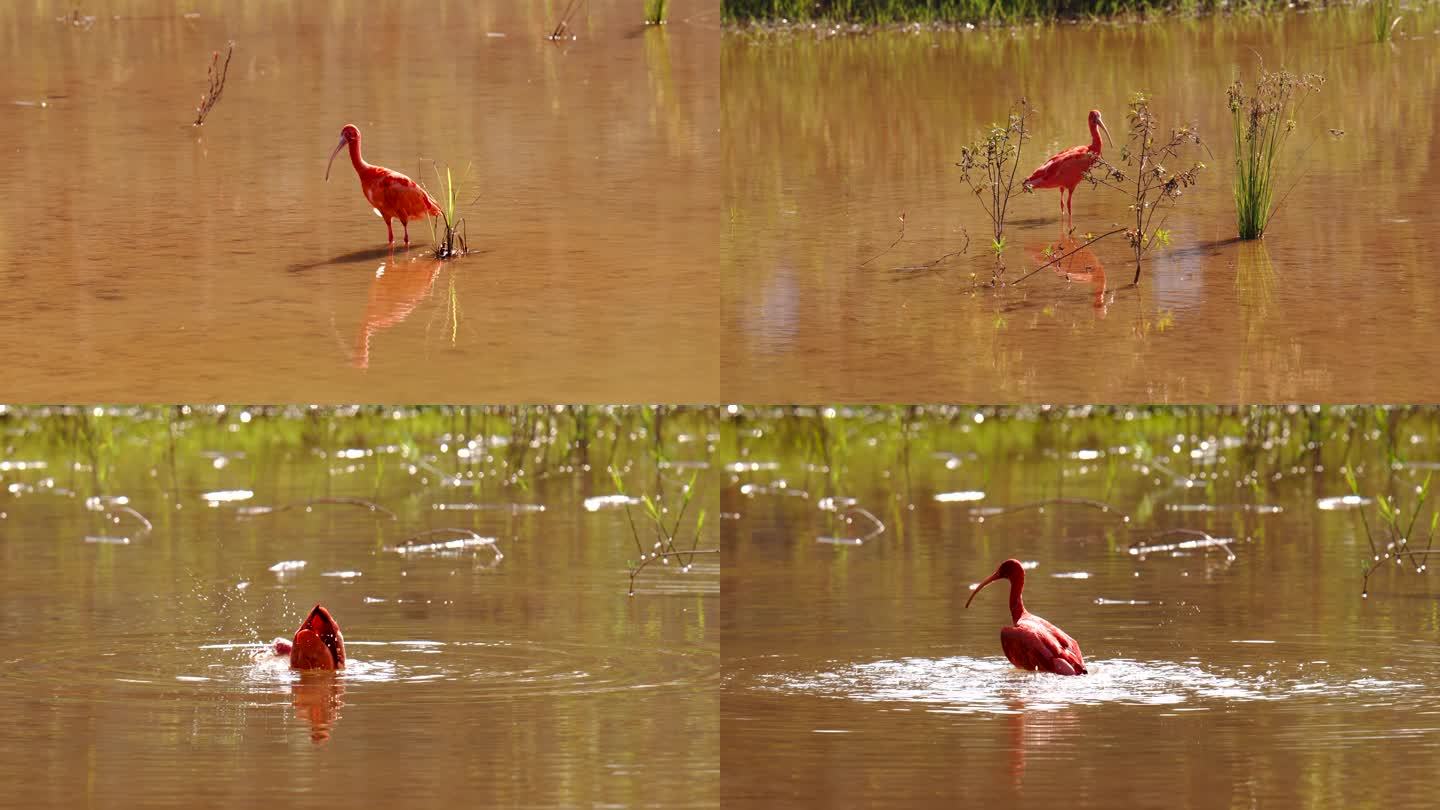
[{"left": 753, "top": 655, "right": 1419, "bottom": 715}]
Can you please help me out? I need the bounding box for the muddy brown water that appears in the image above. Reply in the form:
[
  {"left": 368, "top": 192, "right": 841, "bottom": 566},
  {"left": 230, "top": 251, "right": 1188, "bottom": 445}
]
[
  {"left": 0, "top": 1, "right": 718, "bottom": 402},
  {"left": 722, "top": 411, "right": 1440, "bottom": 808},
  {"left": 0, "top": 414, "right": 719, "bottom": 808},
  {"left": 723, "top": 8, "right": 1440, "bottom": 402}
]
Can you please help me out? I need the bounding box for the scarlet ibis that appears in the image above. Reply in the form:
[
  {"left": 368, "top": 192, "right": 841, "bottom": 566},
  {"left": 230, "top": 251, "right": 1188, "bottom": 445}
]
[
  {"left": 1024, "top": 110, "right": 1113, "bottom": 233},
  {"left": 273, "top": 604, "right": 346, "bottom": 670},
  {"left": 965, "top": 559, "right": 1087, "bottom": 676},
  {"left": 325, "top": 124, "right": 443, "bottom": 248}
]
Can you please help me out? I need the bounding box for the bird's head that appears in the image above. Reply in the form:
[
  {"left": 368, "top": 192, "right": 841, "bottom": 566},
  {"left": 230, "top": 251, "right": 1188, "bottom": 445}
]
[
  {"left": 964, "top": 558, "right": 1025, "bottom": 609},
  {"left": 1088, "top": 110, "right": 1114, "bottom": 149},
  {"left": 325, "top": 125, "right": 361, "bottom": 181}
]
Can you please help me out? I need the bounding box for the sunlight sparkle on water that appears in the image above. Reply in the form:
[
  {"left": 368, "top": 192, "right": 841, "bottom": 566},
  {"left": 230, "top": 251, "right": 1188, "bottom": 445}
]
[
  {"left": 583, "top": 494, "right": 641, "bottom": 511},
  {"left": 1317, "top": 495, "right": 1373, "bottom": 510}
]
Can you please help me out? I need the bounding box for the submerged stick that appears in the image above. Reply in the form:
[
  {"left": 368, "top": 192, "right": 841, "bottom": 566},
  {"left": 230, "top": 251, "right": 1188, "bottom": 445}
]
[
  {"left": 816, "top": 506, "right": 886, "bottom": 545},
  {"left": 1128, "top": 529, "right": 1236, "bottom": 562},
  {"left": 235, "top": 497, "right": 397, "bottom": 520},
  {"left": 968, "top": 497, "right": 1130, "bottom": 522}
]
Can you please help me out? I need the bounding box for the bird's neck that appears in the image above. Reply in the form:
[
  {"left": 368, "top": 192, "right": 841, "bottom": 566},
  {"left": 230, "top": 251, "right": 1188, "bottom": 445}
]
[
  {"left": 348, "top": 139, "right": 369, "bottom": 172},
  {"left": 1007, "top": 576, "right": 1026, "bottom": 624},
  {"left": 1089, "top": 124, "right": 1104, "bottom": 155}
]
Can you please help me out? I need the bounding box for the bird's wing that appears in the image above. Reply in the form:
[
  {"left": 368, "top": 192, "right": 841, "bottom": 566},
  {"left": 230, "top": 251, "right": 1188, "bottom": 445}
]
[
  {"left": 1020, "top": 614, "right": 1085, "bottom": 669},
  {"left": 373, "top": 169, "right": 443, "bottom": 219},
  {"left": 1025, "top": 144, "right": 1097, "bottom": 186}
]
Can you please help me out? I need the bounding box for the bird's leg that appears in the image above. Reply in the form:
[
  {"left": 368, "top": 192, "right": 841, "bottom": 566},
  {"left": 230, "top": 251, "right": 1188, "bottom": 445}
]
[
  {"left": 402, "top": 219, "right": 410, "bottom": 248},
  {"left": 385, "top": 218, "right": 395, "bottom": 247}
]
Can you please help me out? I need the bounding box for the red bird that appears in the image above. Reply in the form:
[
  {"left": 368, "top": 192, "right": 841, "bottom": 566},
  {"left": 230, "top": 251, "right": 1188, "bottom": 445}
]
[
  {"left": 1024, "top": 109, "right": 1114, "bottom": 233},
  {"left": 965, "top": 559, "right": 1087, "bottom": 676},
  {"left": 273, "top": 604, "right": 347, "bottom": 670},
  {"left": 326, "top": 124, "right": 443, "bottom": 248}
]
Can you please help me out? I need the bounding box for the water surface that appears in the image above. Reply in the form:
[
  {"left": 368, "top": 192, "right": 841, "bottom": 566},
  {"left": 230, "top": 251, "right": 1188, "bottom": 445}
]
[
  {"left": 0, "top": 1, "right": 719, "bottom": 401},
  {"left": 723, "top": 9, "right": 1440, "bottom": 401},
  {"left": 0, "top": 407, "right": 719, "bottom": 808},
  {"left": 722, "top": 408, "right": 1440, "bottom": 808}
]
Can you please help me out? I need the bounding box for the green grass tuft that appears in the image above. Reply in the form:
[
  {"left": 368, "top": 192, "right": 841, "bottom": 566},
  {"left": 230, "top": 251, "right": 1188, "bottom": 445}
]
[{"left": 1226, "top": 68, "right": 1324, "bottom": 240}]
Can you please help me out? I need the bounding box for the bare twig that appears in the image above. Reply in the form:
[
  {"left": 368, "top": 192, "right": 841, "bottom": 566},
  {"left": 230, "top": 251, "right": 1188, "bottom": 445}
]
[
  {"left": 193, "top": 42, "right": 234, "bottom": 126},
  {"left": 858, "top": 213, "right": 906, "bottom": 269},
  {"left": 1009, "top": 228, "right": 1127, "bottom": 286},
  {"left": 890, "top": 227, "right": 970, "bottom": 273},
  {"left": 547, "top": 0, "right": 587, "bottom": 40}
]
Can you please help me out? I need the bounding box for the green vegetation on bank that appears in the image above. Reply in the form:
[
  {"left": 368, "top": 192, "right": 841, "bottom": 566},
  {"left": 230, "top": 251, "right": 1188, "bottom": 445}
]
[
  {"left": 723, "top": 0, "right": 1312, "bottom": 25},
  {"left": 0, "top": 405, "right": 716, "bottom": 494}
]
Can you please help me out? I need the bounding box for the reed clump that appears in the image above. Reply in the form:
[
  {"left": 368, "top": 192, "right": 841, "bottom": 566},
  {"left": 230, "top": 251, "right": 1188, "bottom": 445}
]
[
  {"left": 1372, "top": 0, "right": 1400, "bottom": 41},
  {"left": 1226, "top": 68, "right": 1324, "bottom": 240},
  {"left": 645, "top": 0, "right": 669, "bottom": 24},
  {"left": 426, "top": 163, "right": 470, "bottom": 260},
  {"left": 955, "top": 97, "right": 1034, "bottom": 258},
  {"left": 193, "top": 42, "right": 233, "bottom": 127}
]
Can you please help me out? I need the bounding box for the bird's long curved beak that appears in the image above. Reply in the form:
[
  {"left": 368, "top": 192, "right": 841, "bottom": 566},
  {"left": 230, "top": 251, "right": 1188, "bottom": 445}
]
[
  {"left": 1099, "top": 119, "right": 1114, "bottom": 149},
  {"left": 965, "top": 572, "right": 1003, "bottom": 609},
  {"left": 325, "top": 136, "right": 346, "bottom": 182}
]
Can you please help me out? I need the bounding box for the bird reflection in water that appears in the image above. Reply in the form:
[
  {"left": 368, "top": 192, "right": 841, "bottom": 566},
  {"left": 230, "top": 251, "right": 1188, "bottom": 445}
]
[
  {"left": 1028, "top": 237, "right": 1109, "bottom": 317},
  {"left": 291, "top": 674, "right": 345, "bottom": 744},
  {"left": 352, "top": 257, "right": 444, "bottom": 369},
  {"left": 1007, "top": 703, "right": 1081, "bottom": 792}
]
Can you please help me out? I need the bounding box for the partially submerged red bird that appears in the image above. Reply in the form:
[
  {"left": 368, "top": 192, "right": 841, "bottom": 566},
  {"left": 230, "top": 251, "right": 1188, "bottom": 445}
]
[
  {"left": 326, "top": 124, "right": 443, "bottom": 248},
  {"left": 273, "top": 604, "right": 346, "bottom": 670},
  {"left": 1025, "top": 109, "right": 1113, "bottom": 233},
  {"left": 966, "top": 559, "right": 1087, "bottom": 676}
]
